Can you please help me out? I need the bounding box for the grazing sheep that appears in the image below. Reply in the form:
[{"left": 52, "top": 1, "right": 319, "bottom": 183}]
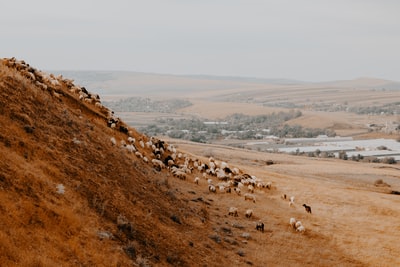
[
  {"left": 234, "top": 188, "right": 241, "bottom": 195},
  {"left": 245, "top": 209, "right": 253, "bottom": 218},
  {"left": 125, "top": 144, "right": 136, "bottom": 153},
  {"left": 295, "top": 221, "right": 302, "bottom": 229},
  {"left": 296, "top": 225, "right": 305, "bottom": 233},
  {"left": 173, "top": 170, "right": 187, "bottom": 180},
  {"left": 208, "top": 185, "right": 216, "bottom": 193},
  {"left": 194, "top": 177, "right": 200, "bottom": 185},
  {"left": 289, "top": 196, "right": 295, "bottom": 207},
  {"left": 303, "top": 204, "right": 312, "bottom": 214},
  {"left": 289, "top": 217, "right": 297, "bottom": 229},
  {"left": 110, "top": 137, "right": 116, "bottom": 146},
  {"left": 244, "top": 193, "right": 256, "bottom": 203},
  {"left": 228, "top": 207, "right": 238, "bottom": 217},
  {"left": 281, "top": 194, "right": 287, "bottom": 200},
  {"left": 247, "top": 184, "right": 254, "bottom": 193},
  {"left": 218, "top": 185, "right": 225, "bottom": 193},
  {"left": 151, "top": 159, "right": 165, "bottom": 169},
  {"left": 256, "top": 221, "right": 264, "bottom": 232}
]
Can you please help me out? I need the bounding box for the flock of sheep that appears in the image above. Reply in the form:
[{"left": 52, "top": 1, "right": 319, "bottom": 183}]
[
  {"left": 2, "top": 57, "right": 312, "bottom": 236},
  {"left": 109, "top": 129, "right": 313, "bottom": 235}
]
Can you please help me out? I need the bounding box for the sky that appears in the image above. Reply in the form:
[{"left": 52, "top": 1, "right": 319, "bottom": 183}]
[{"left": 2, "top": 0, "right": 400, "bottom": 82}]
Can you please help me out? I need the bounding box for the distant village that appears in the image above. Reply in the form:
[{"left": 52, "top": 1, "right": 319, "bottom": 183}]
[{"left": 105, "top": 97, "right": 400, "bottom": 163}]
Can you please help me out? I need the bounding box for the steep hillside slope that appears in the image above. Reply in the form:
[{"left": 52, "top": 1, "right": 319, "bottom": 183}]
[
  {"left": 2, "top": 58, "right": 398, "bottom": 267},
  {"left": 0, "top": 58, "right": 238, "bottom": 266}
]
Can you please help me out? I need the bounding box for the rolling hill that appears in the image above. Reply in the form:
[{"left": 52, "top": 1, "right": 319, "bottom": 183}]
[{"left": 1, "top": 58, "right": 400, "bottom": 266}]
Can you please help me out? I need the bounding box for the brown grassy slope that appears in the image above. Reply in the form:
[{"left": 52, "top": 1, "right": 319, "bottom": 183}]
[{"left": 0, "top": 61, "right": 240, "bottom": 266}]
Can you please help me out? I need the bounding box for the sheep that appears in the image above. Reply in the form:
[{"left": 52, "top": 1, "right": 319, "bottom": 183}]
[
  {"left": 125, "top": 144, "right": 136, "bottom": 153},
  {"left": 256, "top": 221, "right": 264, "bottom": 232},
  {"left": 151, "top": 159, "right": 165, "bottom": 169},
  {"left": 289, "top": 196, "right": 295, "bottom": 207},
  {"left": 142, "top": 157, "right": 149, "bottom": 163},
  {"left": 281, "top": 194, "right": 287, "bottom": 200},
  {"left": 296, "top": 225, "right": 306, "bottom": 233},
  {"left": 228, "top": 207, "right": 238, "bottom": 217},
  {"left": 208, "top": 185, "right": 216, "bottom": 193},
  {"left": 245, "top": 209, "right": 253, "bottom": 218},
  {"left": 194, "top": 177, "right": 200, "bottom": 185},
  {"left": 244, "top": 193, "right": 256, "bottom": 203},
  {"left": 110, "top": 137, "right": 116, "bottom": 146},
  {"left": 218, "top": 185, "right": 225, "bottom": 193},
  {"left": 303, "top": 204, "right": 312, "bottom": 214},
  {"left": 295, "top": 221, "right": 302, "bottom": 229},
  {"left": 289, "top": 217, "right": 297, "bottom": 229},
  {"left": 234, "top": 188, "right": 241, "bottom": 195},
  {"left": 247, "top": 184, "right": 254, "bottom": 193},
  {"left": 173, "top": 170, "right": 187, "bottom": 180}
]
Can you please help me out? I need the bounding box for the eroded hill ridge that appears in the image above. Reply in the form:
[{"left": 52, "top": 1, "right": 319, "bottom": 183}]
[{"left": 0, "top": 58, "right": 377, "bottom": 266}]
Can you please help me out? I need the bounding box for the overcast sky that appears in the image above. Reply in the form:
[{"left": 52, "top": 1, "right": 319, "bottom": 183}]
[{"left": 2, "top": 0, "right": 399, "bottom": 82}]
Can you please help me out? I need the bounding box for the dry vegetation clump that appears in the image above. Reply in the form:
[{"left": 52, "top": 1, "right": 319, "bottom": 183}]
[{"left": 374, "top": 179, "right": 391, "bottom": 187}]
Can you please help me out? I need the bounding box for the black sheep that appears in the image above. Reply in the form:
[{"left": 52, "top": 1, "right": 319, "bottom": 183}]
[{"left": 303, "top": 204, "right": 312, "bottom": 214}]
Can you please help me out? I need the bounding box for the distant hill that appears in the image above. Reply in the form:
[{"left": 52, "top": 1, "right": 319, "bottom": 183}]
[{"left": 54, "top": 71, "right": 400, "bottom": 104}]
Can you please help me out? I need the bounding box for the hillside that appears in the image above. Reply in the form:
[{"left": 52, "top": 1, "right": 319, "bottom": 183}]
[{"left": 1, "top": 58, "right": 400, "bottom": 266}]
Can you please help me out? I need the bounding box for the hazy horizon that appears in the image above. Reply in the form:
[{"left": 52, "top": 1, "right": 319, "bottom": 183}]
[{"left": 2, "top": 1, "right": 400, "bottom": 82}]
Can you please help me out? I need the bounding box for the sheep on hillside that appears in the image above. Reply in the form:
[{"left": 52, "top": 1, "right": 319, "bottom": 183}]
[
  {"left": 289, "top": 217, "right": 296, "bottom": 229},
  {"left": 228, "top": 207, "right": 238, "bottom": 217},
  {"left": 245, "top": 209, "right": 253, "bottom": 218},
  {"left": 303, "top": 204, "right": 312, "bottom": 214},
  {"left": 256, "top": 221, "right": 264, "bottom": 232},
  {"left": 244, "top": 193, "right": 256, "bottom": 203}
]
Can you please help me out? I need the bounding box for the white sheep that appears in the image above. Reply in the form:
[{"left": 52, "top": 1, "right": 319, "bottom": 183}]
[
  {"left": 194, "top": 177, "right": 200, "bottom": 184},
  {"left": 289, "top": 196, "right": 295, "bottom": 207},
  {"left": 296, "top": 225, "right": 305, "bottom": 233},
  {"left": 234, "top": 188, "right": 241, "bottom": 195},
  {"left": 289, "top": 217, "right": 296, "bottom": 229},
  {"left": 218, "top": 185, "right": 225, "bottom": 193},
  {"left": 244, "top": 193, "right": 256, "bottom": 203},
  {"left": 245, "top": 209, "right": 253, "bottom": 218},
  {"left": 110, "top": 137, "right": 116, "bottom": 146},
  {"left": 151, "top": 159, "right": 165, "bottom": 169},
  {"left": 228, "top": 207, "right": 238, "bottom": 217},
  {"left": 126, "top": 144, "right": 136, "bottom": 153},
  {"left": 248, "top": 184, "right": 254, "bottom": 193},
  {"left": 295, "top": 221, "right": 302, "bottom": 229},
  {"left": 208, "top": 185, "right": 216, "bottom": 193}
]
